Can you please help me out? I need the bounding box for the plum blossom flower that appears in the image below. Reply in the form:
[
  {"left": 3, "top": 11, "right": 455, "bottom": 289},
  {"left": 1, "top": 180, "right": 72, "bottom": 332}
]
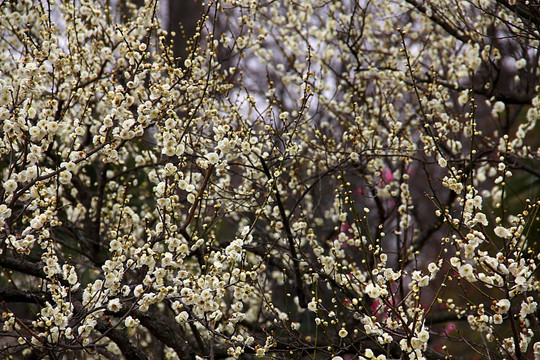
[
  {"left": 495, "top": 299, "right": 511, "bottom": 314},
  {"left": 59, "top": 170, "right": 72, "bottom": 184},
  {"left": 459, "top": 264, "right": 476, "bottom": 281},
  {"left": 107, "top": 298, "right": 122, "bottom": 312},
  {"left": 124, "top": 316, "right": 139, "bottom": 328},
  {"left": 494, "top": 226, "right": 512, "bottom": 239},
  {"left": 492, "top": 101, "right": 505, "bottom": 115},
  {"left": 206, "top": 152, "right": 220, "bottom": 164},
  {"left": 365, "top": 283, "right": 382, "bottom": 299},
  {"left": 0, "top": 204, "right": 11, "bottom": 223},
  {"left": 3, "top": 179, "right": 17, "bottom": 193},
  {"left": 515, "top": 58, "right": 527, "bottom": 69},
  {"left": 175, "top": 311, "right": 189, "bottom": 323}
]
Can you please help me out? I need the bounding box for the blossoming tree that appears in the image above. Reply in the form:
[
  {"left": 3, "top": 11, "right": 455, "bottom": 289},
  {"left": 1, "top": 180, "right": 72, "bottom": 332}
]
[{"left": 1, "top": 0, "right": 539, "bottom": 359}]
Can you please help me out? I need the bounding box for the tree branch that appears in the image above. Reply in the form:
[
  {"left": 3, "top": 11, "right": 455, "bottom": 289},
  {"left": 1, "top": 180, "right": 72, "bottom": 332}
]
[
  {"left": 0, "top": 289, "right": 51, "bottom": 305},
  {"left": 259, "top": 156, "right": 307, "bottom": 308}
]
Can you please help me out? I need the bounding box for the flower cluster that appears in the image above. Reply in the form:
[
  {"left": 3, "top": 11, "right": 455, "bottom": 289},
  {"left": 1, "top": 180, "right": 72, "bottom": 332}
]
[{"left": 0, "top": 0, "right": 539, "bottom": 359}]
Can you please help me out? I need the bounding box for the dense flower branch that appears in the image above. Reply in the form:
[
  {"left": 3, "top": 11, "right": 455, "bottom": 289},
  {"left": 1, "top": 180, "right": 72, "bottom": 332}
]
[{"left": 0, "top": 0, "right": 539, "bottom": 359}]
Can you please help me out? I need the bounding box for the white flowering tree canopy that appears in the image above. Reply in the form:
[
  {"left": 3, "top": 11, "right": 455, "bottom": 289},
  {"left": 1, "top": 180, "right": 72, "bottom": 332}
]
[{"left": 1, "top": 0, "right": 540, "bottom": 359}]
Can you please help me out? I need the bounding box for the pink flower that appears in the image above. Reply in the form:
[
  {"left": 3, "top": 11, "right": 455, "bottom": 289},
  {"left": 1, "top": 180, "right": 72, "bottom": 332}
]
[
  {"left": 382, "top": 168, "right": 394, "bottom": 182},
  {"left": 439, "top": 302, "right": 447, "bottom": 309},
  {"left": 378, "top": 168, "right": 394, "bottom": 187},
  {"left": 340, "top": 223, "right": 351, "bottom": 233},
  {"left": 442, "top": 322, "right": 455, "bottom": 335}
]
